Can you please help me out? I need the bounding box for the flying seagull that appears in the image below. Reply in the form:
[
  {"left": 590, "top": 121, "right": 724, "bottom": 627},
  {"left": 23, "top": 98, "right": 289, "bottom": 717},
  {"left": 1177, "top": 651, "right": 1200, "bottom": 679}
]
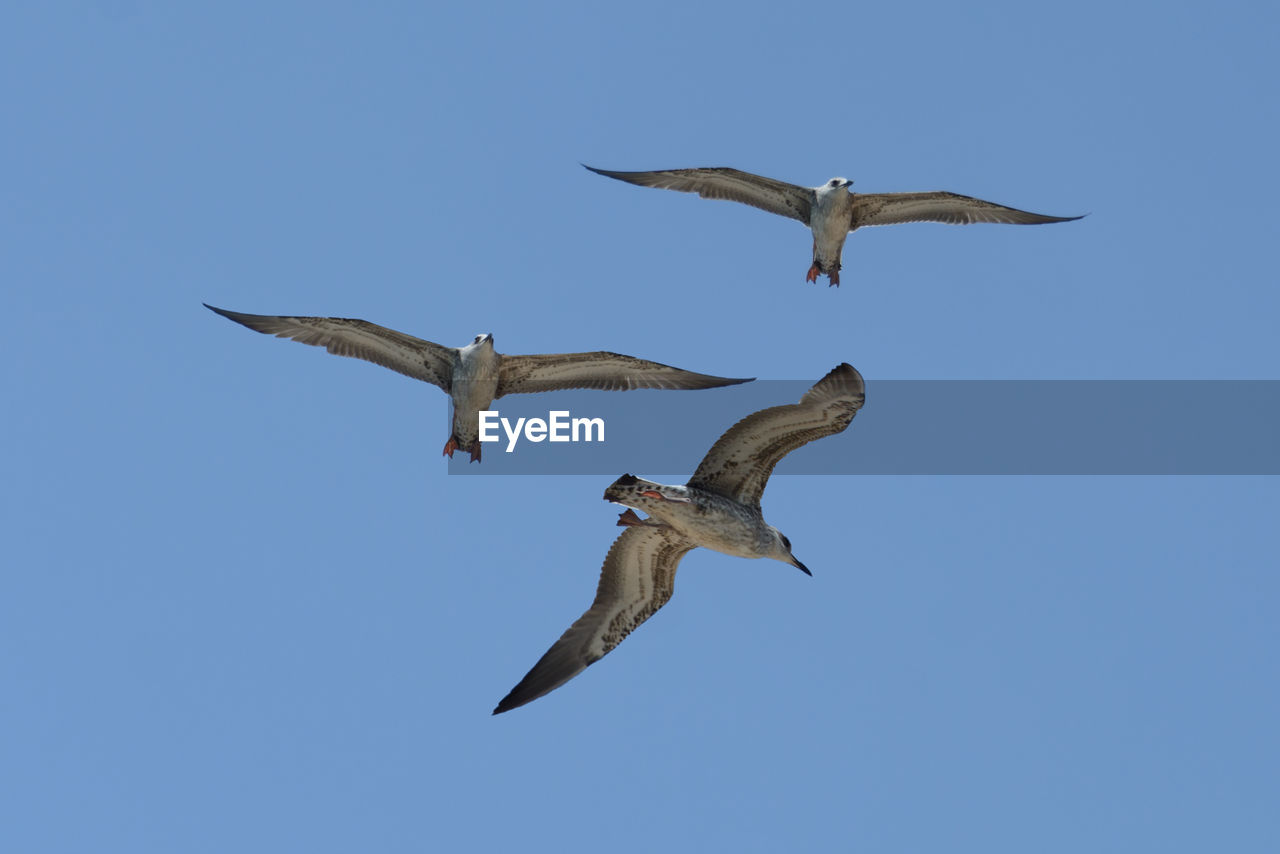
[
  {"left": 584, "top": 164, "right": 1083, "bottom": 286},
  {"left": 205, "top": 304, "right": 752, "bottom": 462},
  {"left": 493, "top": 362, "right": 865, "bottom": 714}
]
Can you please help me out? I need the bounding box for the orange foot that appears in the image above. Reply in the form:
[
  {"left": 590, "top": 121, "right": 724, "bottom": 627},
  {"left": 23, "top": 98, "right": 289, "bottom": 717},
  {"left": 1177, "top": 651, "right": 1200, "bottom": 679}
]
[
  {"left": 468, "top": 440, "right": 482, "bottom": 463},
  {"left": 806, "top": 263, "right": 820, "bottom": 283},
  {"left": 442, "top": 436, "right": 458, "bottom": 458},
  {"left": 616, "top": 509, "right": 646, "bottom": 527},
  {"left": 828, "top": 269, "right": 840, "bottom": 287}
]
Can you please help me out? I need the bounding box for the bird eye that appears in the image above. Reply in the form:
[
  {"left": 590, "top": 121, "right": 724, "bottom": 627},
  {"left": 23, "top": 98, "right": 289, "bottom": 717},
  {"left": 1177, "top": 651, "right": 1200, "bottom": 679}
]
[{"left": 829, "top": 180, "right": 838, "bottom": 187}]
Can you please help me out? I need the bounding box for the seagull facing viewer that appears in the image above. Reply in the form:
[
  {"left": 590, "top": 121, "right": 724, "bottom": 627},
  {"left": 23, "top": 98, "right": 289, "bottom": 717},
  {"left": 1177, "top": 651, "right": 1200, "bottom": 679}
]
[{"left": 585, "top": 164, "right": 1083, "bottom": 286}]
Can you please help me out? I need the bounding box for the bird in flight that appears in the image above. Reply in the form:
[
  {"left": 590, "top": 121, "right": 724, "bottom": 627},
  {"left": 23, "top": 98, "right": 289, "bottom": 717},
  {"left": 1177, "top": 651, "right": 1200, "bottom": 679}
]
[
  {"left": 205, "top": 304, "right": 752, "bottom": 462},
  {"left": 585, "top": 164, "right": 1083, "bottom": 286},
  {"left": 493, "top": 363, "right": 865, "bottom": 713}
]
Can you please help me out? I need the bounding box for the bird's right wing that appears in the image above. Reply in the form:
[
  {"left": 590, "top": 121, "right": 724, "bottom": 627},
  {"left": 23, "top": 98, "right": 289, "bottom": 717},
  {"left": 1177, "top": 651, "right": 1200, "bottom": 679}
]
[
  {"left": 205, "top": 304, "right": 457, "bottom": 391},
  {"left": 585, "top": 165, "right": 814, "bottom": 225},
  {"left": 688, "top": 363, "right": 865, "bottom": 508},
  {"left": 493, "top": 526, "right": 695, "bottom": 714}
]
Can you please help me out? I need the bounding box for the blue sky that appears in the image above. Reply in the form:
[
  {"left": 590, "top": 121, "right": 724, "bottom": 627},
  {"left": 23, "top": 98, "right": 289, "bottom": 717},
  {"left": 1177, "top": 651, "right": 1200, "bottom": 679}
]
[{"left": 3, "top": 1, "right": 1277, "bottom": 852}]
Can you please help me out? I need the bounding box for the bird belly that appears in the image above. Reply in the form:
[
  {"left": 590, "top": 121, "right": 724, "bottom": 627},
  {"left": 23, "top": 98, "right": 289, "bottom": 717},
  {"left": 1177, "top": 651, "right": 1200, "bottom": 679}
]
[
  {"left": 604, "top": 477, "right": 771, "bottom": 559},
  {"left": 810, "top": 212, "right": 848, "bottom": 272},
  {"left": 678, "top": 516, "right": 769, "bottom": 559},
  {"left": 449, "top": 378, "right": 499, "bottom": 445},
  {"left": 450, "top": 346, "right": 501, "bottom": 444},
  {"left": 648, "top": 497, "right": 770, "bottom": 559}
]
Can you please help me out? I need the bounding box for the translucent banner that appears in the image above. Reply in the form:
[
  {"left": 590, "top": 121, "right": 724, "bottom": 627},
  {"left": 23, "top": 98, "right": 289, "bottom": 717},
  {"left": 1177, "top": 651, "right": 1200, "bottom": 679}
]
[{"left": 444, "top": 380, "right": 1280, "bottom": 475}]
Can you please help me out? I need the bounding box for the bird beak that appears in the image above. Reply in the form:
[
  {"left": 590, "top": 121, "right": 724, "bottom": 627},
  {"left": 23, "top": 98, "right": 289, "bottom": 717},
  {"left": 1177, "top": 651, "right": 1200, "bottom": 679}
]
[{"left": 791, "top": 556, "right": 812, "bottom": 576}]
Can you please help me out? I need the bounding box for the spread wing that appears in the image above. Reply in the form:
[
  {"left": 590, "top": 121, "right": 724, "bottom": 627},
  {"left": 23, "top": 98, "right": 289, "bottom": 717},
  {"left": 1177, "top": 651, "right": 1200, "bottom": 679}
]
[
  {"left": 584, "top": 165, "right": 813, "bottom": 225},
  {"left": 493, "top": 526, "right": 695, "bottom": 714},
  {"left": 850, "top": 192, "right": 1084, "bottom": 229},
  {"left": 496, "top": 352, "right": 751, "bottom": 397},
  {"left": 204, "top": 304, "right": 457, "bottom": 391},
  {"left": 687, "top": 363, "right": 865, "bottom": 507}
]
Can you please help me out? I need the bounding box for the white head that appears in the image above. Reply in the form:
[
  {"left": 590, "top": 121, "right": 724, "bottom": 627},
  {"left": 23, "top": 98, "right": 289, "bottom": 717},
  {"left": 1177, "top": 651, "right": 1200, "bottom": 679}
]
[
  {"left": 818, "top": 177, "right": 852, "bottom": 194},
  {"left": 464, "top": 333, "right": 495, "bottom": 351},
  {"left": 767, "top": 525, "right": 811, "bottom": 576}
]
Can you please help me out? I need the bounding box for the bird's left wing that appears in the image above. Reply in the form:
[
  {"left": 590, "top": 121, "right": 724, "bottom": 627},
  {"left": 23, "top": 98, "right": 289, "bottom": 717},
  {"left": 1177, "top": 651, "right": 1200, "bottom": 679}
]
[
  {"left": 493, "top": 526, "right": 694, "bottom": 714},
  {"left": 850, "top": 191, "right": 1083, "bottom": 229},
  {"left": 496, "top": 352, "right": 751, "bottom": 397}
]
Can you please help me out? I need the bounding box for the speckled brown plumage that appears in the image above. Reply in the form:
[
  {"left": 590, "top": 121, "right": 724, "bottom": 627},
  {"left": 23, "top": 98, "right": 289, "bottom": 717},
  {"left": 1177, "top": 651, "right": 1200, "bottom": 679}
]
[
  {"left": 492, "top": 527, "right": 693, "bottom": 715},
  {"left": 689, "top": 363, "right": 865, "bottom": 506},
  {"left": 493, "top": 364, "right": 866, "bottom": 714}
]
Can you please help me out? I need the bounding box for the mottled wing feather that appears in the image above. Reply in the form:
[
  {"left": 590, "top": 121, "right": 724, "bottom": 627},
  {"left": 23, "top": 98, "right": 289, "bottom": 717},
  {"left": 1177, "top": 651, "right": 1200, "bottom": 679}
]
[
  {"left": 850, "top": 192, "right": 1084, "bottom": 229},
  {"left": 496, "top": 352, "right": 752, "bottom": 397},
  {"left": 585, "top": 165, "right": 813, "bottom": 225},
  {"left": 493, "top": 527, "right": 695, "bottom": 714},
  {"left": 688, "top": 363, "right": 866, "bottom": 507},
  {"left": 204, "top": 304, "right": 457, "bottom": 391}
]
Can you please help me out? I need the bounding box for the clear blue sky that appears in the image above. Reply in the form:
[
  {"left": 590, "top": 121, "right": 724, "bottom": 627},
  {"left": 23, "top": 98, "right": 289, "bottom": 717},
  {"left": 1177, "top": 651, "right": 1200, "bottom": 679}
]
[{"left": 3, "top": 2, "right": 1277, "bottom": 852}]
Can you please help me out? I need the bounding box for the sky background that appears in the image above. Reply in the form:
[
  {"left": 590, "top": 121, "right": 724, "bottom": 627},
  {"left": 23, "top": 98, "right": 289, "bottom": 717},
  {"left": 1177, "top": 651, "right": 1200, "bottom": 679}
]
[{"left": 3, "top": 1, "right": 1277, "bottom": 852}]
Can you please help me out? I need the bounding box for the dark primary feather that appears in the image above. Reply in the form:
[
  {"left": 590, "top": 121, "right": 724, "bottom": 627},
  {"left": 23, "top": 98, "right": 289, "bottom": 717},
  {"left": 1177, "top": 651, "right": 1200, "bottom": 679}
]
[
  {"left": 688, "top": 363, "right": 865, "bottom": 507},
  {"left": 493, "top": 527, "right": 694, "bottom": 715},
  {"left": 584, "top": 165, "right": 814, "bottom": 225},
  {"left": 496, "top": 352, "right": 751, "bottom": 397},
  {"left": 204, "top": 304, "right": 457, "bottom": 391},
  {"left": 850, "top": 191, "right": 1084, "bottom": 229}
]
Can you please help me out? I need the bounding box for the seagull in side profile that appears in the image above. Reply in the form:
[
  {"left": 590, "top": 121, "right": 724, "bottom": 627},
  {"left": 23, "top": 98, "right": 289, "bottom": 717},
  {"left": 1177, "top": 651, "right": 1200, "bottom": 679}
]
[
  {"left": 584, "top": 164, "right": 1083, "bottom": 286},
  {"left": 205, "top": 304, "right": 752, "bottom": 462},
  {"left": 493, "top": 362, "right": 865, "bottom": 714}
]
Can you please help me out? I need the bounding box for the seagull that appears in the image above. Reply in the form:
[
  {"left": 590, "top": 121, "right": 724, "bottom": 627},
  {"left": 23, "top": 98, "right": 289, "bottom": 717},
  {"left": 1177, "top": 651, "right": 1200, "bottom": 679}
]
[
  {"left": 493, "top": 362, "right": 865, "bottom": 714},
  {"left": 204, "top": 304, "right": 752, "bottom": 462},
  {"left": 584, "top": 164, "right": 1084, "bottom": 286}
]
